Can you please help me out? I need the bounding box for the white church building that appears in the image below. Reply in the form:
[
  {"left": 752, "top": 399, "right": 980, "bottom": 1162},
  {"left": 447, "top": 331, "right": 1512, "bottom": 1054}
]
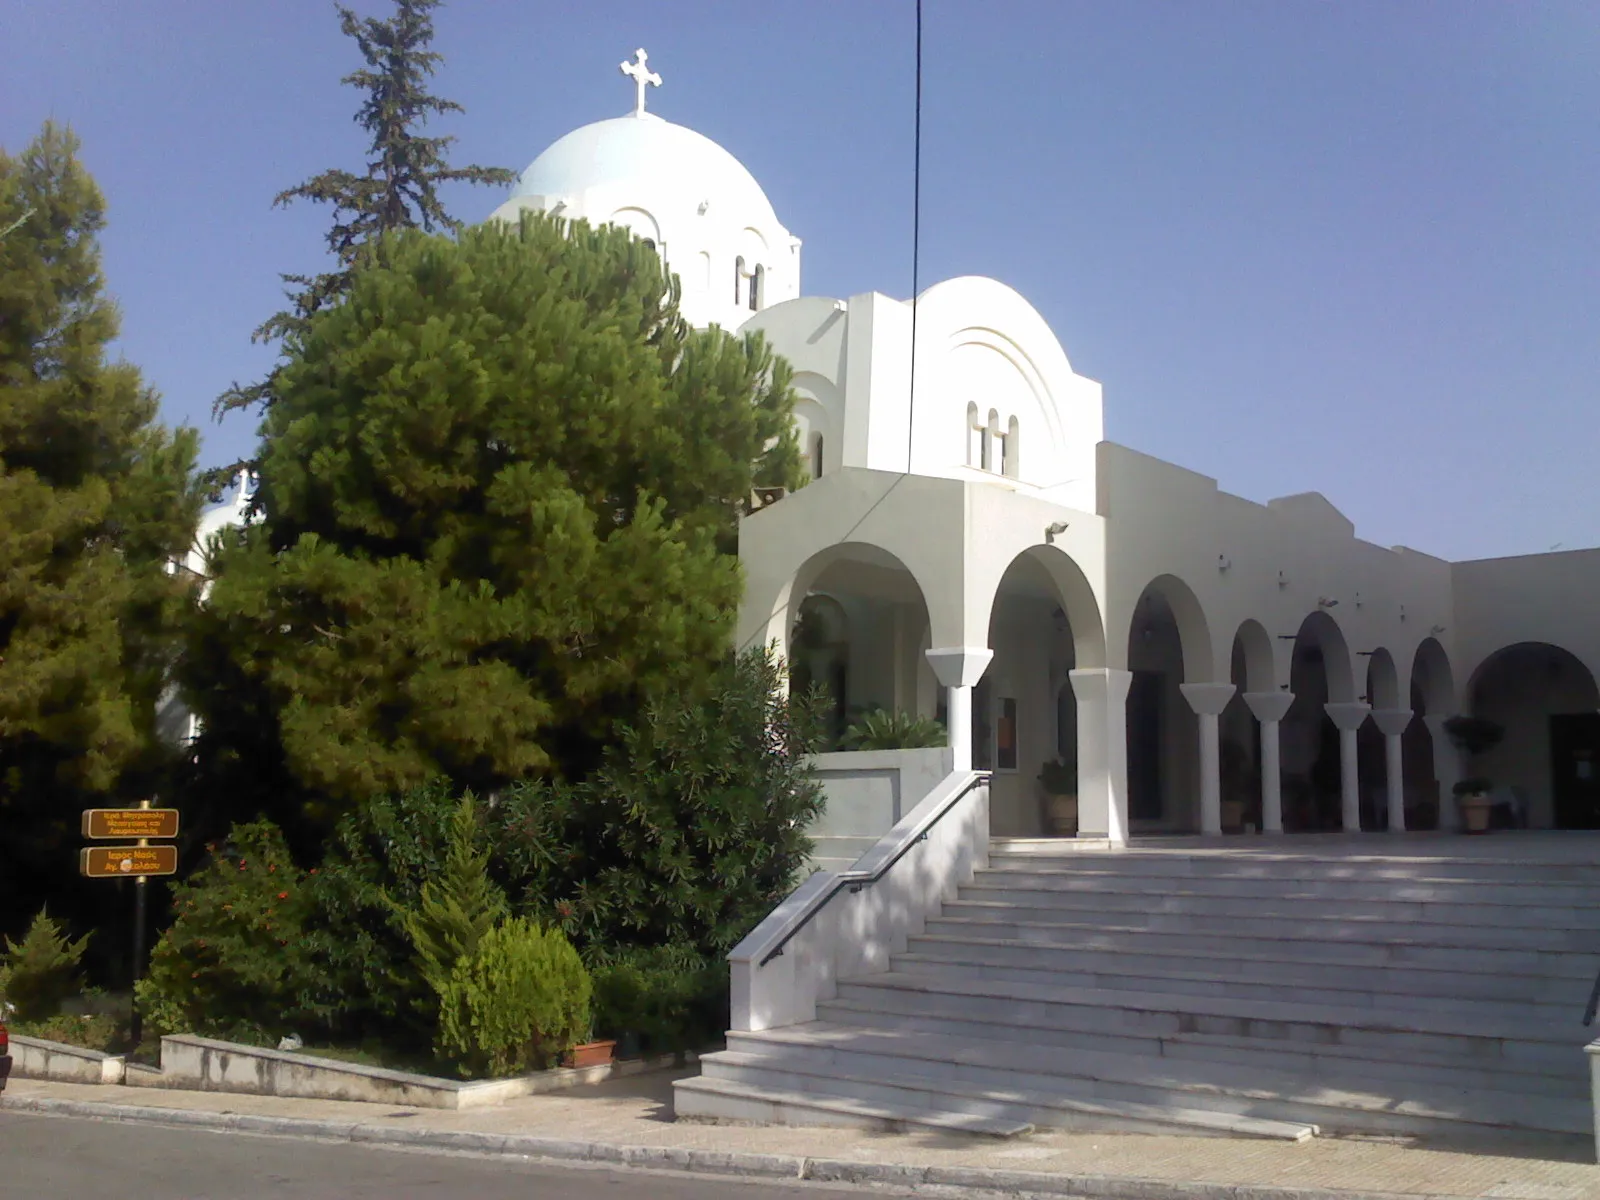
[
  {"left": 492, "top": 51, "right": 1600, "bottom": 852},
  {"left": 490, "top": 53, "right": 1600, "bottom": 1143}
]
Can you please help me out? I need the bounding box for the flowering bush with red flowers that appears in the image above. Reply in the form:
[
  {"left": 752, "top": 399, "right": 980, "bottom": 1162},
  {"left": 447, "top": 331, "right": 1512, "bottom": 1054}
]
[{"left": 135, "top": 821, "right": 315, "bottom": 1043}]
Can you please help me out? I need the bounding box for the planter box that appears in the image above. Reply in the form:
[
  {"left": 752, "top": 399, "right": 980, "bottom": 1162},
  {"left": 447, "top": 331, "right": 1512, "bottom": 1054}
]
[
  {"left": 9, "top": 1034, "right": 125, "bottom": 1085},
  {"left": 561, "top": 1040, "right": 616, "bottom": 1069},
  {"left": 125, "top": 1034, "right": 691, "bottom": 1110}
]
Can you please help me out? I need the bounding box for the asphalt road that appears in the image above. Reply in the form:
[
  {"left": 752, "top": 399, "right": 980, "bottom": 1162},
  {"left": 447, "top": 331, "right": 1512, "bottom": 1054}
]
[{"left": 0, "top": 1114, "right": 899, "bottom": 1199}]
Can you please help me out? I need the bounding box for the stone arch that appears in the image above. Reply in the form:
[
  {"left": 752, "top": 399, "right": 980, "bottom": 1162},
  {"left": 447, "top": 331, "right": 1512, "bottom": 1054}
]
[
  {"left": 1365, "top": 647, "right": 1401, "bottom": 710},
  {"left": 987, "top": 543, "right": 1107, "bottom": 672},
  {"left": 1127, "top": 575, "right": 1215, "bottom": 682},
  {"left": 1230, "top": 619, "right": 1275, "bottom": 693},
  {"left": 607, "top": 206, "right": 661, "bottom": 247},
  {"left": 761, "top": 540, "right": 952, "bottom": 662},
  {"left": 1466, "top": 642, "right": 1600, "bottom": 829},
  {"left": 1293, "top": 610, "right": 1356, "bottom": 703},
  {"left": 1410, "top": 637, "right": 1456, "bottom": 717}
]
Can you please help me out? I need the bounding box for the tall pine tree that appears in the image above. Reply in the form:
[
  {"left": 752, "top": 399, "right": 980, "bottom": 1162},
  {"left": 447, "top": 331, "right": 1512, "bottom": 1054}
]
[
  {"left": 217, "top": 0, "right": 514, "bottom": 425},
  {"left": 187, "top": 215, "right": 802, "bottom": 836},
  {"left": 0, "top": 123, "right": 202, "bottom": 946}
]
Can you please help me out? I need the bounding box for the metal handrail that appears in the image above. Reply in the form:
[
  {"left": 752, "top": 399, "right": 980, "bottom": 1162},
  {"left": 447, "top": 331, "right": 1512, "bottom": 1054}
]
[
  {"left": 1584, "top": 965, "right": 1600, "bottom": 1027},
  {"left": 758, "top": 771, "right": 991, "bottom": 968}
]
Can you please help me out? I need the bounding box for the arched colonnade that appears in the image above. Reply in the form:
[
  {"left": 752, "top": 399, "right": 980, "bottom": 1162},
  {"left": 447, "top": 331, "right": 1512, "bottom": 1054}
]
[{"left": 759, "top": 534, "right": 1600, "bottom": 841}]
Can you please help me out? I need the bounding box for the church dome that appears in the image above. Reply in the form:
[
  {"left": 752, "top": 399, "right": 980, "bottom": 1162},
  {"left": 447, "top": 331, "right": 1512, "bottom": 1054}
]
[{"left": 510, "top": 114, "right": 780, "bottom": 227}]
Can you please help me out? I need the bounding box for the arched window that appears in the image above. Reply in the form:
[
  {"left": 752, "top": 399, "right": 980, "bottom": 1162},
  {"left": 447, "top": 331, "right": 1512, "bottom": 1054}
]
[
  {"left": 1003, "top": 415, "right": 1020, "bottom": 478},
  {"left": 811, "top": 433, "right": 824, "bottom": 480},
  {"left": 983, "top": 409, "right": 1000, "bottom": 472},
  {"left": 750, "top": 264, "right": 763, "bottom": 311},
  {"left": 966, "top": 402, "right": 981, "bottom": 466},
  {"left": 734, "top": 256, "right": 745, "bottom": 306}
]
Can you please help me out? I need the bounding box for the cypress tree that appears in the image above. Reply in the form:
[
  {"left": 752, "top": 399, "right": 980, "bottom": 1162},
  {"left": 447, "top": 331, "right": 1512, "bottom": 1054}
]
[
  {"left": 0, "top": 123, "right": 202, "bottom": 945},
  {"left": 217, "top": 0, "right": 515, "bottom": 426}
]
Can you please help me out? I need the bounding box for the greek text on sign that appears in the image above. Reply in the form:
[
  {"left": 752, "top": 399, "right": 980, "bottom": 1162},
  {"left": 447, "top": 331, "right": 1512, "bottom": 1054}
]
[
  {"left": 80, "top": 845, "right": 179, "bottom": 878},
  {"left": 81, "top": 808, "right": 180, "bottom": 840}
]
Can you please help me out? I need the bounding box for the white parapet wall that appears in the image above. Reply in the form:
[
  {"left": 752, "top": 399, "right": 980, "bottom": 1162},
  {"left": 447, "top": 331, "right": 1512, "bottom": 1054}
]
[
  {"left": 9, "top": 1034, "right": 126, "bottom": 1084},
  {"left": 729, "top": 769, "right": 989, "bottom": 1032},
  {"left": 807, "top": 748, "right": 954, "bottom": 870}
]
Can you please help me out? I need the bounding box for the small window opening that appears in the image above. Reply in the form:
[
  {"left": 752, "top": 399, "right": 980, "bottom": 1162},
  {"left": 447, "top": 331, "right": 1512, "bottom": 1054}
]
[
  {"left": 1003, "top": 415, "right": 1020, "bottom": 478},
  {"left": 750, "top": 264, "right": 764, "bottom": 311},
  {"left": 966, "top": 402, "right": 981, "bottom": 466},
  {"left": 734, "top": 256, "right": 745, "bottom": 305},
  {"left": 811, "top": 433, "right": 824, "bottom": 480}
]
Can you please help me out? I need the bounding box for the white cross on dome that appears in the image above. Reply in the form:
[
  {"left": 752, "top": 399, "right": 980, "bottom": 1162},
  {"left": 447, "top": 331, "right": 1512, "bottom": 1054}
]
[{"left": 619, "top": 48, "right": 661, "bottom": 117}]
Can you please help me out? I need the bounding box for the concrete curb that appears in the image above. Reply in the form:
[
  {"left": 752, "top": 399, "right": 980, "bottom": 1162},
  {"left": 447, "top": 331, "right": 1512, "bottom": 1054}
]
[{"left": 0, "top": 1094, "right": 1480, "bottom": 1200}]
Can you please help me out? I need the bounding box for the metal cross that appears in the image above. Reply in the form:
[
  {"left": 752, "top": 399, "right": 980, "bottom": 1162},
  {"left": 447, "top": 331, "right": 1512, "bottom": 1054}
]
[{"left": 620, "top": 48, "right": 661, "bottom": 116}]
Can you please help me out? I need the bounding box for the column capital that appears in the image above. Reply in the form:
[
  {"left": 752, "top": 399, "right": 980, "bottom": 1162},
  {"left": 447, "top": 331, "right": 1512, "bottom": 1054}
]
[
  {"left": 1324, "top": 701, "right": 1372, "bottom": 732},
  {"left": 1069, "top": 667, "right": 1133, "bottom": 705},
  {"left": 1243, "top": 690, "right": 1294, "bottom": 723},
  {"left": 1371, "top": 708, "right": 1414, "bottom": 738},
  {"left": 1180, "top": 682, "right": 1236, "bottom": 717},
  {"left": 924, "top": 646, "right": 993, "bottom": 689}
]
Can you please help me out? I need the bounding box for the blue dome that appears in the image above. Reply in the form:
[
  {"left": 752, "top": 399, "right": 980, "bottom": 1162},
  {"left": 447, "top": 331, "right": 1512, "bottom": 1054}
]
[{"left": 511, "top": 114, "right": 777, "bottom": 223}]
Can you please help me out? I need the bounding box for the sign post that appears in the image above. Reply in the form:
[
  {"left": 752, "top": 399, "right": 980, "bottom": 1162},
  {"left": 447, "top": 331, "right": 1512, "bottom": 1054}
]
[{"left": 81, "top": 799, "right": 179, "bottom": 1046}]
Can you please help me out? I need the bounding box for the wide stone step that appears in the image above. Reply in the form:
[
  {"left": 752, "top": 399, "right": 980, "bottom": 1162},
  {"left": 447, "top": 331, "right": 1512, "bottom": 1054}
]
[
  {"left": 816, "top": 995, "right": 1589, "bottom": 1086},
  {"left": 831, "top": 972, "right": 1587, "bottom": 1067},
  {"left": 720, "top": 1023, "right": 1590, "bottom": 1138},
  {"left": 903, "top": 934, "right": 1590, "bottom": 1004},
  {"left": 985, "top": 849, "right": 1600, "bottom": 885},
  {"left": 695, "top": 1049, "right": 1316, "bottom": 1141},
  {"left": 970, "top": 867, "right": 1600, "bottom": 908},
  {"left": 921, "top": 916, "right": 1599, "bottom": 976},
  {"left": 937, "top": 899, "right": 1600, "bottom": 951},
  {"left": 672, "top": 1074, "right": 1034, "bottom": 1137},
  {"left": 890, "top": 950, "right": 1586, "bottom": 1021}
]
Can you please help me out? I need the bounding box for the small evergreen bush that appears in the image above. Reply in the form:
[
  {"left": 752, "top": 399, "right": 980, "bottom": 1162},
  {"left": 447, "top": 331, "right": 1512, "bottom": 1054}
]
[
  {"left": 435, "top": 918, "right": 592, "bottom": 1078},
  {"left": 1, "top": 909, "right": 90, "bottom": 1022},
  {"left": 395, "top": 795, "right": 506, "bottom": 994},
  {"left": 135, "top": 821, "right": 314, "bottom": 1043}
]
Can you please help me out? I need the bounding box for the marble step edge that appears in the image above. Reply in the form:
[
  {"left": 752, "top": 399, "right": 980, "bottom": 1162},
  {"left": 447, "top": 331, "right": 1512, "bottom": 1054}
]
[
  {"left": 672, "top": 1074, "right": 1033, "bottom": 1137},
  {"left": 687, "top": 1057, "right": 1317, "bottom": 1142}
]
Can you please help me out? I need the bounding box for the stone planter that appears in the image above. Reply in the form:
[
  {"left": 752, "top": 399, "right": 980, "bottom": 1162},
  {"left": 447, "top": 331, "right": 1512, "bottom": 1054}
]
[
  {"left": 1220, "top": 799, "right": 1247, "bottom": 833},
  {"left": 1043, "top": 792, "right": 1078, "bottom": 837}
]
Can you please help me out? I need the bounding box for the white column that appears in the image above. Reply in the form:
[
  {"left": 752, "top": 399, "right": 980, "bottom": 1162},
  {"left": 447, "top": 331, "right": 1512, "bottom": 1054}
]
[
  {"left": 1324, "top": 702, "right": 1371, "bottom": 833},
  {"left": 925, "top": 647, "right": 994, "bottom": 772},
  {"left": 1180, "top": 683, "right": 1236, "bottom": 836},
  {"left": 1424, "top": 714, "right": 1464, "bottom": 832},
  {"left": 1371, "top": 708, "right": 1413, "bottom": 833},
  {"left": 1244, "top": 691, "right": 1295, "bottom": 834},
  {"left": 1070, "top": 668, "right": 1134, "bottom": 845}
]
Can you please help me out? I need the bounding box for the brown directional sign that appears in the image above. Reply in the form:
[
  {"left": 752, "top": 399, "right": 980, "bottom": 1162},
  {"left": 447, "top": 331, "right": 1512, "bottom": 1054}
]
[
  {"left": 79, "top": 845, "right": 178, "bottom": 878},
  {"left": 81, "top": 808, "right": 180, "bottom": 840}
]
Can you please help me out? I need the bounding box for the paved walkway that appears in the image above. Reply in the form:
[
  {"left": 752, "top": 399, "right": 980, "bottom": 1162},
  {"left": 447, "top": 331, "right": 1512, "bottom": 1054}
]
[{"left": 5, "top": 1070, "right": 1597, "bottom": 1200}]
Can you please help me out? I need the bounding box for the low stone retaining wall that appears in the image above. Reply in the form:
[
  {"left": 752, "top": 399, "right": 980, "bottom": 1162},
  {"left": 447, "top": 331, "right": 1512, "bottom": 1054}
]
[
  {"left": 123, "top": 1035, "right": 692, "bottom": 1110},
  {"left": 9, "top": 1034, "right": 126, "bottom": 1085}
]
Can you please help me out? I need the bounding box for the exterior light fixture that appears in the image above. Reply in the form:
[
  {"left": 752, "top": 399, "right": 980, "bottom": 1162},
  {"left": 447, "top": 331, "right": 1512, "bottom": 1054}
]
[
  {"left": 1318, "top": 597, "right": 1338, "bottom": 608},
  {"left": 1218, "top": 555, "right": 1232, "bottom": 572},
  {"left": 1044, "top": 521, "right": 1069, "bottom": 544},
  {"left": 1430, "top": 624, "right": 1446, "bottom": 635}
]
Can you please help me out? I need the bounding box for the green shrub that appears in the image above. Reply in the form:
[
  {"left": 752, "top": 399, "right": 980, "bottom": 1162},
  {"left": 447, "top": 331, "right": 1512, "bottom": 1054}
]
[
  {"left": 840, "top": 708, "right": 947, "bottom": 751},
  {"left": 435, "top": 918, "right": 592, "bottom": 1078},
  {"left": 13, "top": 1011, "right": 120, "bottom": 1053},
  {"left": 297, "top": 780, "right": 460, "bottom": 1049},
  {"left": 589, "top": 944, "right": 726, "bottom": 1056},
  {"left": 135, "top": 821, "right": 314, "bottom": 1043},
  {"left": 1, "top": 909, "right": 90, "bottom": 1022},
  {"left": 498, "top": 647, "right": 825, "bottom": 958}
]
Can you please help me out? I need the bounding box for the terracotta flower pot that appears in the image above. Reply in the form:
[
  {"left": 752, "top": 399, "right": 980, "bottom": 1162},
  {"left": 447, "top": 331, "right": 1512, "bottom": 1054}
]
[
  {"left": 1046, "top": 793, "right": 1078, "bottom": 836},
  {"left": 562, "top": 1040, "right": 617, "bottom": 1069},
  {"left": 1459, "top": 794, "right": 1492, "bottom": 834}
]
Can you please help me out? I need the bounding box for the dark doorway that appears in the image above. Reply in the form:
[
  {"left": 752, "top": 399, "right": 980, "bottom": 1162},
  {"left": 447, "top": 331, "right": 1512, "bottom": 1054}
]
[
  {"left": 1128, "top": 670, "right": 1163, "bottom": 821},
  {"left": 1550, "top": 714, "right": 1600, "bottom": 830}
]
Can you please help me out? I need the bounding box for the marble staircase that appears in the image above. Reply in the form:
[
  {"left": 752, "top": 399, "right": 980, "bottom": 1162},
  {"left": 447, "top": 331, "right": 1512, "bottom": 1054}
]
[{"left": 675, "top": 838, "right": 1600, "bottom": 1143}]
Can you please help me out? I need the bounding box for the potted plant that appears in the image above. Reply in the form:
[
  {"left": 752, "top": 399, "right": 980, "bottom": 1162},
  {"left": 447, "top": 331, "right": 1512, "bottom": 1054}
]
[
  {"left": 561, "top": 1030, "right": 617, "bottom": 1069},
  {"left": 839, "top": 708, "right": 947, "bottom": 751},
  {"left": 1038, "top": 756, "right": 1078, "bottom": 836},
  {"left": 1443, "top": 715, "right": 1506, "bottom": 834},
  {"left": 1218, "top": 738, "right": 1250, "bottom": 833}
]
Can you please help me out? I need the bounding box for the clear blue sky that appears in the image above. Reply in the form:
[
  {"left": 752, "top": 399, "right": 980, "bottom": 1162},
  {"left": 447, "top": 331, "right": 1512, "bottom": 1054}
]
[{"left": 4, "top": 1, "right": 1596, "bottom": 562}]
